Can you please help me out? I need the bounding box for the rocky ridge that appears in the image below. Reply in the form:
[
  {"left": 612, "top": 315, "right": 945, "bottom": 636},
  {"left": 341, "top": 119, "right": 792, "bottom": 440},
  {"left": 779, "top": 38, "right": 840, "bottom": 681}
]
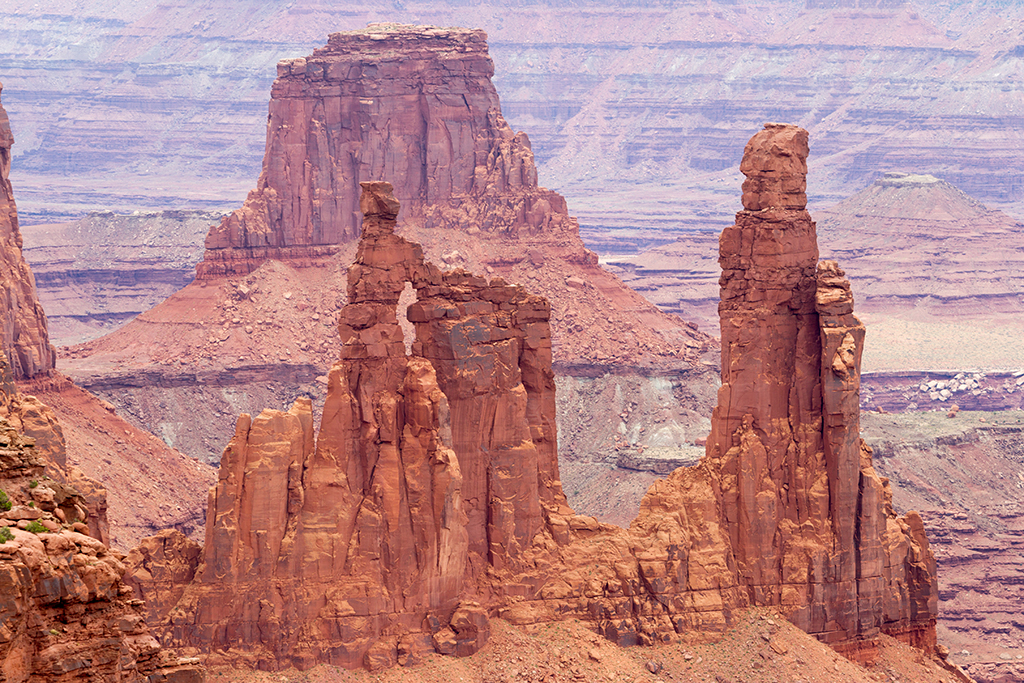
[
  {"left": 132, "top": 149, "right": 939, "bottom": 672},
  {"left": 0, "top": 349, "right": 203, "bottom": 682}
]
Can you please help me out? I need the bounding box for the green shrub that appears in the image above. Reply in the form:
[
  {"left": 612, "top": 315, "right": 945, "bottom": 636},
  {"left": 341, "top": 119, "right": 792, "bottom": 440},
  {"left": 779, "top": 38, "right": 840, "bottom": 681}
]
[
  {"left": 0, "top": 490, "right": 10, "bottom": 512},
  {"left": 25, "top": 521, "right": 47, "bottom": 534},
  {"left": 28, "top": 480, "right": 38, "bottom": 489},
  {"left": 0, "top": 527, "right": 13, "bottom": 543}
]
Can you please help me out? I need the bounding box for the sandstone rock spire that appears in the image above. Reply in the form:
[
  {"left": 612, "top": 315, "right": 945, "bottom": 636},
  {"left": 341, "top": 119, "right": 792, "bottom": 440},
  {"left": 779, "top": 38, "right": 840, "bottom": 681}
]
[
  {"left": 0, "top": 82, "right": 56, "bottom": 379},
  {"left": 131, "top": 128, "right": 939, "bottom": 672},
  {"left": 169, "top": 182, "right": 566, "bottom": 669},
  {"left": 707, "top": 122, "right": 937, "bottom": 653}
]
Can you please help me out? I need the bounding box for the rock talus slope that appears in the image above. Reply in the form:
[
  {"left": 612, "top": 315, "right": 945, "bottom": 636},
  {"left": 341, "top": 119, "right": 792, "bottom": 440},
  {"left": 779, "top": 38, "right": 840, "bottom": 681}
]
[
  {"left": 0, "top": 82, "right": 55, "bottom": 380},
  {"left": 136, "top": 167, "right": 939, "bottom": 672}
]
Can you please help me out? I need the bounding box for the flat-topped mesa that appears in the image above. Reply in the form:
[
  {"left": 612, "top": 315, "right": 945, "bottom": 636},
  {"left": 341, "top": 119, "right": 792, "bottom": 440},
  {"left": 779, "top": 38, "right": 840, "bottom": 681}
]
[
  {"left": 197, "top": 24, "right": 569, "bottom": 279},
  {"left": 708, "top": 123, "right": 937, "bottom": 656},
  {"left": 0, "top": 82, "right": 56, "bottom": 379}
]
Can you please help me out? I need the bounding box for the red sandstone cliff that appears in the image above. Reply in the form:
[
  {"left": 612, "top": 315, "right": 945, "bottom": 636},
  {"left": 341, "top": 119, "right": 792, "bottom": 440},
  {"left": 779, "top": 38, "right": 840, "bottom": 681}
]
[
  {"left": 131, "top": 159, "right": 939, "bottom": 670},
  {"left": 0, "top": 83, "right": 56, "bottom": 380}
]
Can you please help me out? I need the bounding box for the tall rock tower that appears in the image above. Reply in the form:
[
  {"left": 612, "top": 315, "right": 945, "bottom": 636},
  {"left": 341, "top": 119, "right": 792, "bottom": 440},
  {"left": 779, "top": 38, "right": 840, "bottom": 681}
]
[{"left": 706, "top": 123, "right": 937, "bottom": 653}]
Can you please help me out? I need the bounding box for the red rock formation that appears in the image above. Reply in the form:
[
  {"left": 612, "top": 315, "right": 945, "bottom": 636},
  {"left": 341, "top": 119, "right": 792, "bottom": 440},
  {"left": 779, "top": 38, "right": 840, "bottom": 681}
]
[
  {"left": 122, "top": 529, "right": 202, "bottom": 629},
  {"left": 137, "top": 166, "right": 938, "bottom": 671},
  {"left": 0, "top": 82, "right": 56, "bottom": 380},
  {"left": 705, "top": 123, "right": 936, "bottom": 654},
  {"left": 0, "top": 350, "right": 203, "bottom": 682},
  {"left": 190, "top": 23, "right": 701, "bottom": 370},
  {"left": 61, "top": 26, "right": 707, "bottom": 483},
  {"left": 197, "top": 25, "right": 565, "bottom": 277},
  {"left": 161, "top": 182, "right": 564, "bottom": 669}
]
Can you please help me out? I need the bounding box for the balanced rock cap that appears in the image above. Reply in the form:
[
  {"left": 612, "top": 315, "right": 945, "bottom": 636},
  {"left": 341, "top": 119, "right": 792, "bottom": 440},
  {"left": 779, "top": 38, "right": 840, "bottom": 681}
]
[
  {"left": 740, "top": 122, "right": 809, "bottom": 212},
  {"left": 359, "top": 181, "right": 401, "bottom": 219}
]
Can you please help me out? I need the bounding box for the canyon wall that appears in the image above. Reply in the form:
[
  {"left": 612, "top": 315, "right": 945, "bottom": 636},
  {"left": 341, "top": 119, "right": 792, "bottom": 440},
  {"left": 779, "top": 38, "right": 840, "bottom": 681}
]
[
  {"left": 5, "top": 1, "right": 1024, "bottom": 230},
  {"left": 0, "top": 82, "right": 55, "bottom": 380},
  {"left": 0, "top": 84, "right": 216, "bottom": 549},
  {"left": 20, "top": 211, "right": 214, "bottom": 345},
  {"left": 607, "top": 170, "right": 1024, "bottom": 376},
  {"left": 859, "top": 410, "right": 1024, "bottom": 683},
  {"left": 135, "top": 160, "right": 937, "bottom": 670}
]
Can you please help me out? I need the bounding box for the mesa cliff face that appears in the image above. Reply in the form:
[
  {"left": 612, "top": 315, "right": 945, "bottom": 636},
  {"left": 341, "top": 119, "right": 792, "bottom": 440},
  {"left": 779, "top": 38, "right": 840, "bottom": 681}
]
[
  {"left": 136, "top": 156, "right": 938, "bottom": 670},
  {"left": 199, "top": 26, "right": 566, "bottom": 278},
  {"left": 0, "top": 82, "right": 56, "bottom": 380}
]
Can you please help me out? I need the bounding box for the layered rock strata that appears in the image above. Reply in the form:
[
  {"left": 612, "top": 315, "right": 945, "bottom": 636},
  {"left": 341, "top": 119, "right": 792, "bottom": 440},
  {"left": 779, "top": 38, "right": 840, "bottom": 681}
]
[
  {"left": 20, "top": 210, "right": 217, "bottom": 346},
  {"left": 0, "top": 82, "right": 56, "bottom": 379},
  {"left": 0, "top": 350, "right": 203, "bottom": 682},
  {"left": 607, "top": 170, "right": 1024, "bottom": 376},
  {"left": 138, "top": 169, "right": 938, "bottom": 671}
]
